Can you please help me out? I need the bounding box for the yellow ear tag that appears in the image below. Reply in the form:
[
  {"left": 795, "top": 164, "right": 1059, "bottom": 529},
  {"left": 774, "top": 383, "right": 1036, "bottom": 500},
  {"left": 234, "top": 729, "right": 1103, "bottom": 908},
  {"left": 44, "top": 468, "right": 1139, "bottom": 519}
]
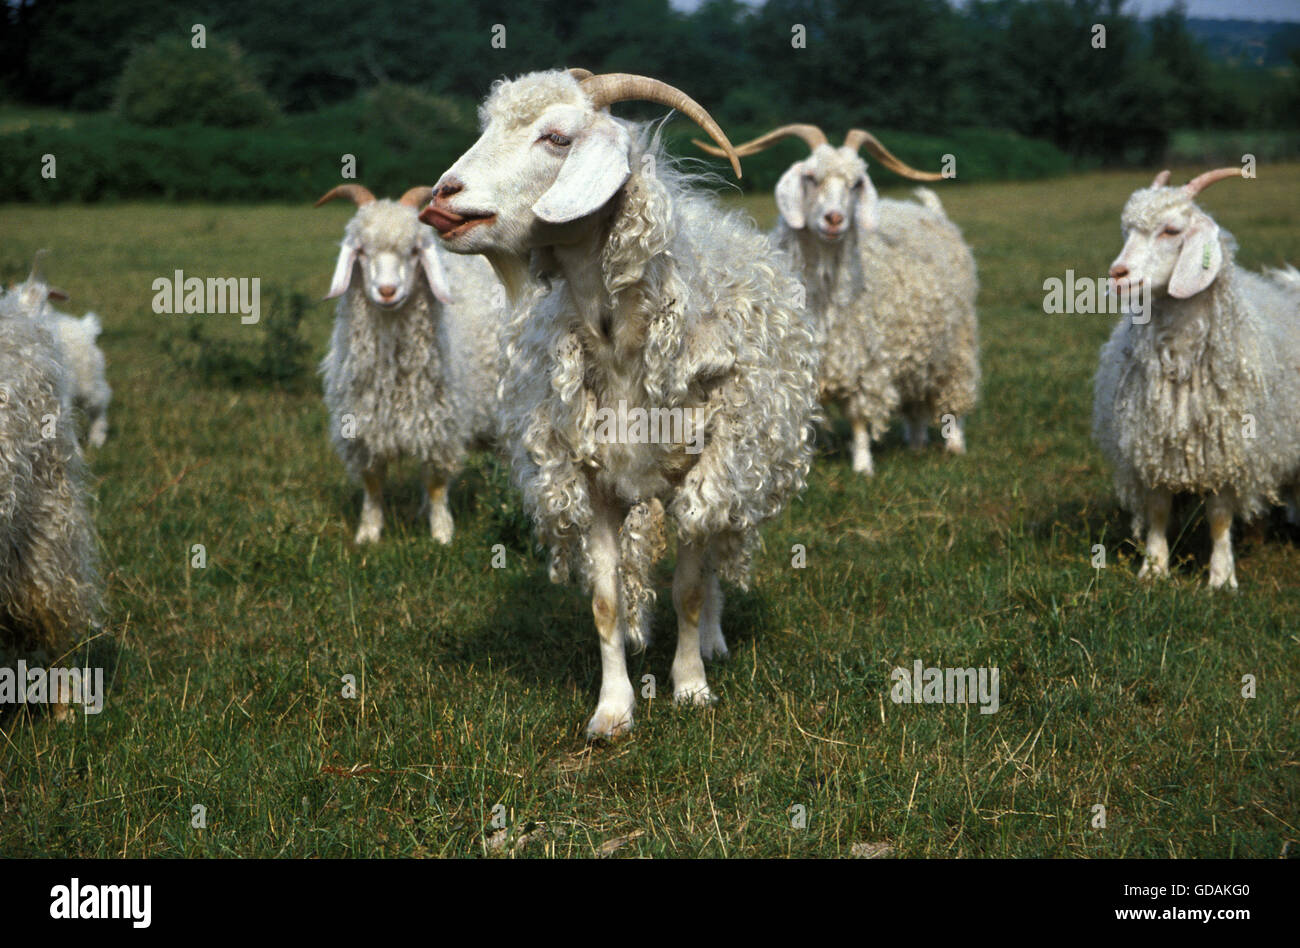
[{"left": 1203, "top": 244, "right": 1212, "bottom": 269}]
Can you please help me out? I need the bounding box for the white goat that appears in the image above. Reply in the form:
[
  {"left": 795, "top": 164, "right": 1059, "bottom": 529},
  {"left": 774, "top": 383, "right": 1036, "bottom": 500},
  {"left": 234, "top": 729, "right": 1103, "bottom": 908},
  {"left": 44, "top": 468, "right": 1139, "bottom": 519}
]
[
  {"left": 421, "top": 69, "right": 821, "bottom": 738},
  {"left": 0, "top": 288, "right": 99, "bottom": 717},
  {"left": 698, "top": 126, "right": 979, "bottom": 474},
  {"left": 1093, "top": 167, "right": 1300, "bottom": 590},
  {"left": 317, "top": 184, "right": 501, "bottom": 546},
  {"left": 10, "top": 252, "right": 112, "bottom": 449}
]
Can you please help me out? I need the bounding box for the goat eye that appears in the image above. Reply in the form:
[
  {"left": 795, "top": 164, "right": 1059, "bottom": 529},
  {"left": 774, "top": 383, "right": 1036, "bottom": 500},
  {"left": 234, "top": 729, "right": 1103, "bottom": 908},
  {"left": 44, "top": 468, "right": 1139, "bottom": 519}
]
[
  {"left": 542, "top": 132, "right": 572, "bottom": 147},
  {"left": 1162, "top": 226, "right": 1182, "bottom": 236},
  {"left": 851, "top": 179, "right": 865, "bottom": 190}
]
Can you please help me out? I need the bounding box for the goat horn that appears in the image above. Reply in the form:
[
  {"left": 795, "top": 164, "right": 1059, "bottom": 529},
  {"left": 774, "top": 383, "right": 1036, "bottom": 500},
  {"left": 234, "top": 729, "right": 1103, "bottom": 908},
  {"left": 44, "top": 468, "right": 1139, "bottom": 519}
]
[
  {"left": 1184, "top": 166, "right": 1242, "bottom": 197},
  {"left": 578, "top": 72, "right": 742, "bottom": 178},
  {"left": 843, "top": 129, "right": 943, "bottom": 181},
  {"left": 567, "top": 68, "right": 594, "bottom": 81},
  {"left": 1150, "top": 169, "right": 1171, "bottom": 188},
  {"left": 399, "top": 186, "right": 435, "bottom": 209},
  {"left": 692, "top": 123, "right": 828, "bottom": 159},
  {"left": 28, "top": 248, "right": 51, "bottom": 283},
  {"left": 314, "top": 184, "right": 376, "bottom": 208}
]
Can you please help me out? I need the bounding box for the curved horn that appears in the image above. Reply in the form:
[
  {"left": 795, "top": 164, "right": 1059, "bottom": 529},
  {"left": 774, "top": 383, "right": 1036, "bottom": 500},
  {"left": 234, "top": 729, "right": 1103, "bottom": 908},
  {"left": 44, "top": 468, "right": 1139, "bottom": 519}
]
[
  {"left": 314, "top": 184, "right": 376, "bottom": 208},
  {"left": 692, "top": 123, "right": 828, "bottom": 159},
  {"left": 399, "top": 186, "right": 435, "bottom": 209},
  {"left": 578, "top": 72, "right": 742, "bottom": 178},
  {"left": 28, "top": 248, "right": 51, "bottom": 283},
  {"left": 567, "top": 67, "right": 594, "bottom": 81},
  {"left": 1184, "top": 166, "right": 1243, "bottom": 197},
  {"left": 1150, "top": 169, "right": 1171, "bottom": 188},
  {"left": 843, "top": 129, "right": 943, "bottom": 181}
]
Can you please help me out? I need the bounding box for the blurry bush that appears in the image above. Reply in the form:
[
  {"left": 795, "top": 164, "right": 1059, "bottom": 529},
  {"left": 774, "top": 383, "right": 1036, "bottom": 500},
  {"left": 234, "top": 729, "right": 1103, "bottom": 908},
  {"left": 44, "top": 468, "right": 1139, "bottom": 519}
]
[
  {"left": 0, "top": 84, "right": 478, "bottom": 202},
  {"left": 114, "top": 37, "right": 279, "bottom": 129}
]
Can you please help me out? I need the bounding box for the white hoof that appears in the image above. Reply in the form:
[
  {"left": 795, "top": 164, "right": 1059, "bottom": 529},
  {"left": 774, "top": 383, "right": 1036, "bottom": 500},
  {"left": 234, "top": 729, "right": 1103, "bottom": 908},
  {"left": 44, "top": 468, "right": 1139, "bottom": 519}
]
[
  {"left": 586, "top": 701, "right": 635, "bottom": 740},
  {"left": 354, "top": 521, "right": 382, "bottom": 545},
  {"left": 699, "top": 627, "right": 729, "bottom": 661},
  {"left": 673, "top": 680, "right": 715, "bottom": 706},
  {"left": 1137, "top": 559, "right": 1168, "bottom": 581},
  {"left": 851, "top": 455, "right": 874, "bottom": 477},
  {"left": 429, "top": 508, "right": 454, "bottom": 545},
  {"left": 1208, "top": 563, "right": 1238, "bottom": 591},
  {"left": 943, "top": 430, "right": 966, "bottom": 455},
  {"left": 87, "top": 420, "right": 108, "bottom": 449}
]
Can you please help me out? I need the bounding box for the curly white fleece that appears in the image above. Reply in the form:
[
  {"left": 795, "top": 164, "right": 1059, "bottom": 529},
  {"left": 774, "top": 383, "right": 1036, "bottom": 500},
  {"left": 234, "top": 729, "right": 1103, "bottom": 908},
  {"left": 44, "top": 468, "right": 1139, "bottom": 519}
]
[
  {"left": 0, "top": 290, "right": 99, "bottom": 665},
  {"left": 321, "top": 202, "right": 501, "bottom": 482},
  {"left": 491, "top": 97, "right": 821, "bottom": 630},
  {"left": 778, "top": 183, "right": 979, "bottom": 439},
  {"left": 1093, "top": 188, "right": 1300, "bottom": 524}
]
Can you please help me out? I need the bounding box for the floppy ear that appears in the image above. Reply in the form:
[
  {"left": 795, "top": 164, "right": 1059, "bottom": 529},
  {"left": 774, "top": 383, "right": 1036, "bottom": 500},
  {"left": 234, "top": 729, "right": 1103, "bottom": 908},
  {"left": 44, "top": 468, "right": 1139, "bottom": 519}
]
[
  {"left": 325, "top": 242, "right": 358, "bottom": 300},
  {"left": 775, "top": 162, "right": 808, "bottom": 229},
  {"left": 1168, "top": 219, "right": 1223, "bottom": 299},
  {"left": 532, "top": 124, "right": 631, "bottom": 224},
  {"left": 853, "top": 175, "right": 880, "bottom": 233},
  {"left": 419, "top": 240, "right": 453, "bottom": 304}
]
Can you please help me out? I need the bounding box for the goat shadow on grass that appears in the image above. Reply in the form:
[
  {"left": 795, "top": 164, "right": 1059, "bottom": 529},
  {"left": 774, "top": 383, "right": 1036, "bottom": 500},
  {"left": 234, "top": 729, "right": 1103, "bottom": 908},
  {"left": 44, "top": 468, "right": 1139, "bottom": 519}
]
[
  {"left": 439, "top": 548, "right": 772, "bottom": 701},
  {"left": 1034, "top": 493, "right": 1300, "bottom": 579}
]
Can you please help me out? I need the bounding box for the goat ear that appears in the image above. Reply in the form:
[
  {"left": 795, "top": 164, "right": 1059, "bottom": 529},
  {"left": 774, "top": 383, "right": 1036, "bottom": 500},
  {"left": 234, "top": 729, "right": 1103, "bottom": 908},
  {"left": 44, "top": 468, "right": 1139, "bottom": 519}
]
[
  {"left": 47, "top": 287, "right": 69, "bottom": 302},
  {"left": 325, "top": 242, "right": 358, "bottom": 300},
  {"left": 775, "top": 162, "right": 807, "bottom": 230},
  {"left": 1168, "top": 219, "right": 1222, "bottom": 299},
  {"left": 852, "top": 175, "right": 880, "bottom": 233},
  {"left": 532, "top": 125, "right": 631, "bottom": 224},
  {"left": 419, "top": 240, "right": 453, "bottom": 304}
]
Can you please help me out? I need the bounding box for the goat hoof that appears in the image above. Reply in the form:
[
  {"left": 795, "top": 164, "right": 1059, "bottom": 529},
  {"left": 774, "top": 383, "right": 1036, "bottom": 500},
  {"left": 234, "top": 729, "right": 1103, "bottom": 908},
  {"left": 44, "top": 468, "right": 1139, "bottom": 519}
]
[
  {"left": 429, "top": 518, "right": 454, "bottom": 546},
  {"left": 699, "top": 633, "right": 729, "bottom": 661},
  {"left": 1136, "top": 561, "right": 1168, "bottom": 581},
  {"left": 1208, "top": 569, "right": 1238, "bottom": 592},
  {"left": 673, "top": 682, "right": 715, "bottom": 706},
  {"left": 586, "top": 703, "right": 634, "bottom": 740}
]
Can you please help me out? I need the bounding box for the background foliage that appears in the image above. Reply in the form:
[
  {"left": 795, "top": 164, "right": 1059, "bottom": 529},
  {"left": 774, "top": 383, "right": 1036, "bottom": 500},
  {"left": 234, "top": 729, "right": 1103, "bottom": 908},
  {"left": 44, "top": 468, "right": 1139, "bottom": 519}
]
[{"left": 0, "top": 0, "right": 1297, "bottom": 202}]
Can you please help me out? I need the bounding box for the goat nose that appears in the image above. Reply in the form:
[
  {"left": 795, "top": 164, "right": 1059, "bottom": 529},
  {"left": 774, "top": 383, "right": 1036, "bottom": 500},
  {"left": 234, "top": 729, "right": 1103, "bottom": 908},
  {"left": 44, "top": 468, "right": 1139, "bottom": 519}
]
[
  {"left": 824, "top": 211, "right": 844, "bottom": 227},
  {"left": 436, "top": 180, "right": 463, "bottom": 200},
  {"left": 1109, "top": 263, "right": 1129, "bottom": 279},
  {"left": 378, "top": 284, "right": 397, "bottom": 299}
]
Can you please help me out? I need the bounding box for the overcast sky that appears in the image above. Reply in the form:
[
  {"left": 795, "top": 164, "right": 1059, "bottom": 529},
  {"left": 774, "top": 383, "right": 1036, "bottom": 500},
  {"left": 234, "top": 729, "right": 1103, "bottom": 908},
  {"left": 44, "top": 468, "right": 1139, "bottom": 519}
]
[{"left": 668, "top": 0, "right": 1300, "bottom": 22}]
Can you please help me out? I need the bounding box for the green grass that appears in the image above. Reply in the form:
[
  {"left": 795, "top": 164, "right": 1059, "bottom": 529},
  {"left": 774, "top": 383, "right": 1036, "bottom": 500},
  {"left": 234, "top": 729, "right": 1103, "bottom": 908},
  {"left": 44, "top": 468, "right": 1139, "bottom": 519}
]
[{"left": 0, "top": 167, "right": 1297, "bottom": 858}]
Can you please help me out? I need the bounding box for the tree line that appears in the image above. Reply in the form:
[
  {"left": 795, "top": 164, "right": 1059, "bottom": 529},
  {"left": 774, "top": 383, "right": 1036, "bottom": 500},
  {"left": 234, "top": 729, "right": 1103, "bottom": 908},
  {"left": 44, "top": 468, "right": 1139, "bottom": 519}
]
[{"left": 2, "top": 0, "right": 1297, "bottom": 165}]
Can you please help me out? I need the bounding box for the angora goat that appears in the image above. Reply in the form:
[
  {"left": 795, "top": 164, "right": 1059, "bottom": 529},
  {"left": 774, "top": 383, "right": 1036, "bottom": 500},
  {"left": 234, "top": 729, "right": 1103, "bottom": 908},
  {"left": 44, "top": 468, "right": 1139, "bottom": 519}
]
[
  {"left": 698, "top": 125, "right": 979, "bottom": 474},
  {"left": 317, "top": 185, "right": 501, "bottom": 545},
  {"left": 10, "top": 252, "right": 112, "bottom": 449},
  {"left": 0, "top": 289, "right": 99, "bottom": 716},
  {"left": 1093, "top": 167, "right": 1300, "bottom": 590},
  {"left": 421, "top": 69, "right": 821, "bottom": 738}
]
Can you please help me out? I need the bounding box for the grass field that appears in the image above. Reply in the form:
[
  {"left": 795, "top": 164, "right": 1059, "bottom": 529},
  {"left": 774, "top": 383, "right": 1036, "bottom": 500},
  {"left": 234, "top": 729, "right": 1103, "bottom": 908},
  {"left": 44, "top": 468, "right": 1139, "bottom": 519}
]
[{"left": 0, "top": 166, "right": 1297, "bottom": 858}]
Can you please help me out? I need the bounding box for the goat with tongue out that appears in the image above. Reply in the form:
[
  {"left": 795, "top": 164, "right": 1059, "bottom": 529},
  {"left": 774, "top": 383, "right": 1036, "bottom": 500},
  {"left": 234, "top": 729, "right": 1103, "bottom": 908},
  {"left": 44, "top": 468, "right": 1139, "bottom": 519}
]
[{"left": 422, "top": 68, "right": 821, "bottom": 739}]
